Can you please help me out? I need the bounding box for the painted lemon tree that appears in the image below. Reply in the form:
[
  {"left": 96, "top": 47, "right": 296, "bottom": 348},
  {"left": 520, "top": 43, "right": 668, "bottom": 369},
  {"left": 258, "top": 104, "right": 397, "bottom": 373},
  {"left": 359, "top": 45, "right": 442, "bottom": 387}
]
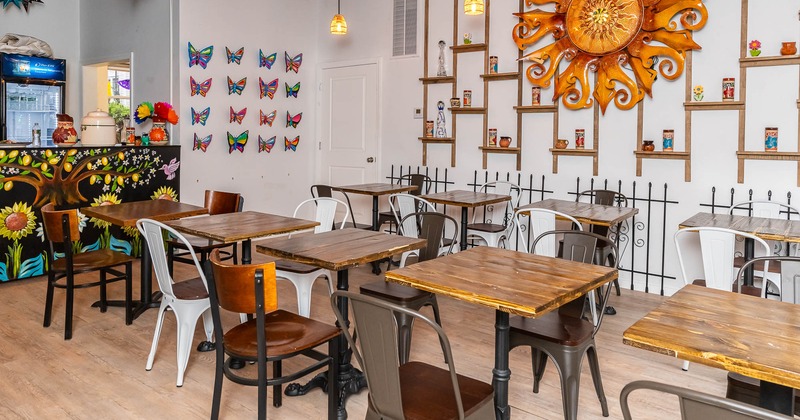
[
  {"left": 514, "top": 0, "right": 708, "bottom": 113},
  {"left": 0, "top": 147, "right": 180, "bottom": 281}
]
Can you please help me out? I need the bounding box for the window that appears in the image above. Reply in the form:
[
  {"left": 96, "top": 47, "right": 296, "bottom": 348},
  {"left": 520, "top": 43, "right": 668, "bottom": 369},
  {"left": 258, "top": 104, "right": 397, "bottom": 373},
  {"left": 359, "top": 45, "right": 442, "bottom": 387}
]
[
  {"left": 393, "top": 0, "right": 417, "bottom": 57},
  {"left": 107, "top": 66, "right": 131, "bottom": 128}
]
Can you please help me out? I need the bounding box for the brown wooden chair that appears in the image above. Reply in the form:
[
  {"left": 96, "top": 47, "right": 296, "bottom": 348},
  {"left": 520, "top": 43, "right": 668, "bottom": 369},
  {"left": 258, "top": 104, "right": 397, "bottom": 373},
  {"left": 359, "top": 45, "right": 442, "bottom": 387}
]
[
  {"left": 377, "top": 173, "right": 432, "bottom": 233},
  {"left": 167, "top": 190, "right": 243, "bottom": 273},
  {"left": 331, "top": 291, "right": 495, "bottom": 419},
  {"left": 359, "top": 211, "right": 457, "bottom": 364},
  {"left": 41, "top": 203, "right": 134, "bottom": 340},
  {"left": 509, "top": 230, "right": 617, "bottom": 420},
  {"left": 204, "top": 251, "right": 340, "bottom": 420}
]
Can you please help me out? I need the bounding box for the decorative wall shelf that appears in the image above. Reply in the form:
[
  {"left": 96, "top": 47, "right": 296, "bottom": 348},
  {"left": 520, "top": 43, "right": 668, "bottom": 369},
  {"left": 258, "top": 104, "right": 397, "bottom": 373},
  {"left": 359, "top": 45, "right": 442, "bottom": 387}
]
[
  {"left": 550, "top": 148, "right": 598, "bottom": 176},
  {"left": 449, "top": 107, "right": 487, "bottom": 114},
  {"left": 634, "top": 151, "right": 691, "bottom": 159},
  {"left": 683, "top": 101, "right": 744, "bottom": 111},
  {"left": 418, "top": 137, "right": 455, "bottom": 143},
  {"left": 514, "top": 105, "right": 558, "bottom": 113},
  {"left": 739, "top": 55, "right": 800, "bottom": 68},
  {"left": 419, "top": 76, "right": 455, "bottom": 85},
  {"left": 480, "top": 72, "right": 519, "bottom": 81},
  {"left": 736, "top": 151, "right": 800, "bottom": 160},
  {"left": 450, "top": 43, "right": 487, "bottom": 53}
]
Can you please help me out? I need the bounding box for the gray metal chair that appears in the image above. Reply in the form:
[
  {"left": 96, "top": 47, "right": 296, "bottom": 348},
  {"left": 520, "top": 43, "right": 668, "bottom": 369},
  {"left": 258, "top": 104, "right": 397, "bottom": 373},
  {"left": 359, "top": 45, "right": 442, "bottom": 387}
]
[
  {"left": 377, "top": 173, "right": 432, "bottom": 233},
  {"left": 509, "top": 230, "right": 617, "bottom": 420},
  {"left": 621, "top": 380, "right": 793, "bottom": 419},
  {"left": 331, "top": 291, "right": 495, "bottom": 420},
  {"left": 578, "top": 189, "right": 627, "bottom": 296}
]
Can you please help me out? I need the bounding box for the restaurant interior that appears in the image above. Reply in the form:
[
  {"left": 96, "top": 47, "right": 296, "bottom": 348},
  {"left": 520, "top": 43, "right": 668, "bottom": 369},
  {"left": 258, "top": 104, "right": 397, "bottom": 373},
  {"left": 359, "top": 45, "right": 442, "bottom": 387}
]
[{"left": 2, "top": 0, "right": 800, "bottom": 419}]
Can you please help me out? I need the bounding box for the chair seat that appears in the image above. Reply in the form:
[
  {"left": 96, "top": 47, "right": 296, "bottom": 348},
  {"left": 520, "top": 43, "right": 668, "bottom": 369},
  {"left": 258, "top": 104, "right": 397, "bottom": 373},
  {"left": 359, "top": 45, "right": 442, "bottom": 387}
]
[
  {"left": 275, "top": 260, "right": 323, "bottom": 274},
  {"left": 733, "top": 256, "right": 782, "bottom": 274},
  {"left": 224, "top": 309, "right": 340, "bottom": 360},
  {"left": 509, "top": 312, "right": 594, "bottom": 346},
  {"left": 399, "top": 361, "right": 494, "bottom": 419},
  {"left": 360, "top": 281, "right": 433, "bottom": 303},
  {"left": 167, "top": 235, "right": 232, "bottom": 253},
  {"left": 727, "top": 372, "right": 800, "bottom": 417},
  {"left": 344, "top": 221, "right": 373, "bottom": 230},
  {"left": 466, "top": 223, "right": 505, "bottom": 233},
  {"left": 171, "top": 277, "right": 209, "bottom": 300},
  {"left": 690, "top": 279, "right": 763, "bottom": 297},
  {"left": 52, "top": 249, "right": 135, "bottom": 273}
]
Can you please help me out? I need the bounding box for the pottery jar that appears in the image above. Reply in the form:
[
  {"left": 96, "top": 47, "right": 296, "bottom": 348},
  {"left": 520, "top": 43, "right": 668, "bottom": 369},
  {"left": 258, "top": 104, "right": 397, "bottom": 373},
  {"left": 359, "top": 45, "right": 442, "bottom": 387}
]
[
  {"left": 642, "top": 140, "right": 655, "bottom": 152},
  {"left": 499, "top": 136, "right": 512, "bottom": 148},
  {"left": 781, "top": 42, "right": 797, "bottom": 56},
  {"left": 555, "top": 139, "right": 569, "bottom": 149}
]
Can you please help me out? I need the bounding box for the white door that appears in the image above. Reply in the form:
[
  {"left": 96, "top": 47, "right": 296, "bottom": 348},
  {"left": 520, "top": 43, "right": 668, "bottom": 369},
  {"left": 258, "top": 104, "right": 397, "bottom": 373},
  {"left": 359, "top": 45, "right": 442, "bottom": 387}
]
[{"left": 318, "top": 61, "right": 380, "bottom": 222}]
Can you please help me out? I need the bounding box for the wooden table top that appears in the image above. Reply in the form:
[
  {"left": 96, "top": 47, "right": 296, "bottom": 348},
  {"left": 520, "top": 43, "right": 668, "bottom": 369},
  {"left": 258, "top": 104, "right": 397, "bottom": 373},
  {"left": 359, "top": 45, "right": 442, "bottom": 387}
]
[
  {"left": 623, "top": 284, "right": 800, "bottom": 389},
  {"left": 256, "top": 228, "right": 426, "bottom": 271},
  {"left": 81, "top": 200, "right": 207, "bottom": 227},
  {"left": 385, "top": 246, "right": 618, "bottom": 318},
  {"left": 680, "top": 211, "right": 800, "bottom": 243},
  {"left": 166, "top": 211, "right": 319, "bottom": 243},
  {"left": 517, "top": 198, "right": 639, "bottom": 227},
  {"left": 335, "top": 183, "right": 418, "bottom": 196},
  {"left": 421, "top": 190, "right": 511, "bottom": 208}
]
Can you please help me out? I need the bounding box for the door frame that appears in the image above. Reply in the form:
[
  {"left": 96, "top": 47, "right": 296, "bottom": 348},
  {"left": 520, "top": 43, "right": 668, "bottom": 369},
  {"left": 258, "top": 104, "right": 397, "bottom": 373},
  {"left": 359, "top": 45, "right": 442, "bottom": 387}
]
[{"left": 315, "top": 57, "right": 382, "bottom": 185}]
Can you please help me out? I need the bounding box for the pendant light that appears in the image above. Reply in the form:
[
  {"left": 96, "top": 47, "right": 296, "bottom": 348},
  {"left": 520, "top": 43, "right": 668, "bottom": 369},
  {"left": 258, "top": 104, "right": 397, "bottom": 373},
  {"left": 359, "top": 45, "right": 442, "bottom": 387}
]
[
  {"left": 464, "top": 0, "right": 484, "bottom": 15},
  {"left": 330, "top": 0, "right": 348, "bottom": 35}
]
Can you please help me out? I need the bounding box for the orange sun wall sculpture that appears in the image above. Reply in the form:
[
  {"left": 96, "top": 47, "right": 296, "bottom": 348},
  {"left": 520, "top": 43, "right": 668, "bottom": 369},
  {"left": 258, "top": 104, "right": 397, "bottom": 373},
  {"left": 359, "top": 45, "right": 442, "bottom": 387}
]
[{"left": 513, "top": 0, "right": 708, "bottom": 114}]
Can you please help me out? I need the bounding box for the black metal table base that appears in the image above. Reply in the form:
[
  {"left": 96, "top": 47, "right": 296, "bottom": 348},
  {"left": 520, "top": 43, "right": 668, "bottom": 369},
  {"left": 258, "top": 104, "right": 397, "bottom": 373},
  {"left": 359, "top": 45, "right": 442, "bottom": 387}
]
[
  {"left": 760, "top": 381, "right": 795, "bottom": 415},
  {"left": 91, "top": 291, "right": 162, "bottom": 320},
  {"left": 285, "top": 364, "right": 366, "bottom": 420}
]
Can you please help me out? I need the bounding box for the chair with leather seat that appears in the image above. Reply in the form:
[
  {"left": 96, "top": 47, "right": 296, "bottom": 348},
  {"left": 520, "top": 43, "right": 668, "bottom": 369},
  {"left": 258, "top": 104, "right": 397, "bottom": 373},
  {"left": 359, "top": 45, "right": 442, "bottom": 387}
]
[
  {"left": 310, "top": 184, "right": 372, "bottom": 230},
  {"left": 205, "top": 251, "right": 340, "bottom": 420},
  {"left": 466, "top": 180, "right": 521, "bottom": 248},
  {"left": 359, "top": 211, "right": 458, "bottom": 365},
  {"left": 377, "top": 173, "right": 432, "bottom": 233},
  {"left": 331, "top": 290, "right": 495, "bottom": 419},
  {"left": 726, "top": 256, "right": 800, "bottom": 416},
  {"left": 42, "top": 203, "right": 134, "bottom": 340},
  {"left": 578, "top": 189, "right": 628, "bottom": 295},
  {"left": 275, "top": 197, "right": 349, "bottom": 317},
  {"left": 621, "top": 380, "right": 793, "bottom": 420},
  {"left": 167, "top": 190, "right": 243, "bottom": 273},
  {"left": 509, "top": 230, "right": 617, "bottom": 420},
  {"left": 138, "top": 218, "right": 213, "bottom": 387}
]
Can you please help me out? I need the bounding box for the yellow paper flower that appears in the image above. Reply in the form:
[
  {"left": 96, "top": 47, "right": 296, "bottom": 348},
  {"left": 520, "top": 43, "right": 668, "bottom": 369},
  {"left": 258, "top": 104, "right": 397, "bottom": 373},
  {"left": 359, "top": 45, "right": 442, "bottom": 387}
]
[
  {"left": 151, "top": 186, "right": 178, "bottom": 201},
  {"left": 0, "top": 202, "right": 36, "bottom": 241},
  {"left": 90, "top": 193, "right": 121, "bottom": 229}
]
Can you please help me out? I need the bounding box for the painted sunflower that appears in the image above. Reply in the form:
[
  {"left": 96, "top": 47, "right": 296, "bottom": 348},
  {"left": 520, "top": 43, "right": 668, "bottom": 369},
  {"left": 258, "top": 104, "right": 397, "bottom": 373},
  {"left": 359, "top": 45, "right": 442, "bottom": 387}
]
[
  {"left": 90, "top": 193, "right": 121, "bottom": 229},
  {"left": 151, "top": 186, "right": 178, "bottom": 201},
  {"left": 0, "top": 202, "right": 37, "bottom": 241}
]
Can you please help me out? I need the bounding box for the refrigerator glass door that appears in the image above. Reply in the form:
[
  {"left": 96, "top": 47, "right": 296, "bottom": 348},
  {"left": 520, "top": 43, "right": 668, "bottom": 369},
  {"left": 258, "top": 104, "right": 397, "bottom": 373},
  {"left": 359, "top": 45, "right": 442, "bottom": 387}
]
[{"left": 5, "top": 82, "right": 61, "bottom": 143}]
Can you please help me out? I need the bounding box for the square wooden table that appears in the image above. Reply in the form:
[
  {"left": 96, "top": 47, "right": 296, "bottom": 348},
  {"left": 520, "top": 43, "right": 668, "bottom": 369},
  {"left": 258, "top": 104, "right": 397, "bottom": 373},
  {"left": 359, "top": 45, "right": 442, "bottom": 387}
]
[
  {"left": 518, "top": 198, "right": 639, "bottom": 227},
  {"left": 81, "top": 199, "right": 208, "bottom": 318},
  {"left": 334, "top": 183, "right": 418, "bottom": 230},
  {"left": 385, "top": 246, "right": 618, "bottom": 419},
  {"left": 166, "top": 211, "right": 320, "bottom": 265},
  {"left": 623, "top": 284, "right": 800, "bottom": 415},
  {"left": 256, "top": 228, "right": 426, "bottom": 417},
  {"left": 421, "top": 190, "right": 512, "bottom": 250}
]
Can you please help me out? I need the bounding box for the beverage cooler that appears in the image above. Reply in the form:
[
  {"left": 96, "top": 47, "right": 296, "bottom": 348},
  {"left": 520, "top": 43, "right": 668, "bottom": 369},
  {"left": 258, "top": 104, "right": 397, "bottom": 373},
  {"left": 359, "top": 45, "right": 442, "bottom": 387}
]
[{"left": 0, "top": 53, "right": 66, "bottom": 144}]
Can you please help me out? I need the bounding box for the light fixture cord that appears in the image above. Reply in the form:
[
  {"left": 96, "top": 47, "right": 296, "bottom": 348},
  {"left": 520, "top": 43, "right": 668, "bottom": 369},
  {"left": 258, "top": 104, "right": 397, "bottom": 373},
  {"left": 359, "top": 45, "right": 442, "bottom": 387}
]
[{"left": 338, "top": 0, "right": 341, "bottom": 14}]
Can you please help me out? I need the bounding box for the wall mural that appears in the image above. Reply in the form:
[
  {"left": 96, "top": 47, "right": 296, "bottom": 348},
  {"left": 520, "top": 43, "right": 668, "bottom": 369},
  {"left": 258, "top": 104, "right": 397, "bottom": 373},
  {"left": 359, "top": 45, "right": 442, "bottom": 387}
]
[{"left": 513, "top": 0, "right": 708, "bottom": 113}]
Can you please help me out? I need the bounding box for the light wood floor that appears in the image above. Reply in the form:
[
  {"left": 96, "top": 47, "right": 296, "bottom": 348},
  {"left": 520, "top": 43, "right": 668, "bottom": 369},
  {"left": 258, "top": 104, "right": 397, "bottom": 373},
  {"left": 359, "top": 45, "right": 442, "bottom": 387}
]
[{"left": 0, "top": 254, "right": 732, "bottom": 419}]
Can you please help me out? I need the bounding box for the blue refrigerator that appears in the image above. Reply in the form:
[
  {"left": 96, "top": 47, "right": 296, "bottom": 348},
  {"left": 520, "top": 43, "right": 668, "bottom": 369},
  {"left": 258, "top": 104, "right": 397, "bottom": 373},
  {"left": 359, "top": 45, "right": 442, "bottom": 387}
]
[{"left": 0, "top": 53, "right": 66, "bottom": 144}]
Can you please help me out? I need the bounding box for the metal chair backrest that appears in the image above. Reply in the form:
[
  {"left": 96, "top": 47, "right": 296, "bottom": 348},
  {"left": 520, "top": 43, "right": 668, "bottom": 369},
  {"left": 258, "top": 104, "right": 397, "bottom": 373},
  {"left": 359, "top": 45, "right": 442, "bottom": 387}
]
[
  {"left": 292, "top": 197, "right": 349, "bottom": 235},
  {"left": 579, "top": 189, "right": 628, "bottom": 238},
  {"left": 736, "top": 256, "right": 800, "bottom": 303},
  {"left": 398, "top": 173, "right": 432, "bottom": 196},
  {"left": 620, "top": 380, "right": 793, "bottom": 420},
  {"left": 729, "top": 201, "right": 800, "bottom": 220},
  {"left": 137, "top": 218, "right": 208, "bottom": 301},
  {"left": 311, "top": 184, "right": 363, "bottom": 229},
  {"left": 397, "top": 211, "right": 457, "bottom": 262},
  {"left": 330, "top": 291, "right": 465, "bottom": 420},
  {"left": 472, "top": 181, "right": 521, "bottom": 228},
  {"left": 513, "top": 208, "right": 582, "bottom": 255},
  {"left": 389, "top": 194, "right": 438, "bottom": 236}
]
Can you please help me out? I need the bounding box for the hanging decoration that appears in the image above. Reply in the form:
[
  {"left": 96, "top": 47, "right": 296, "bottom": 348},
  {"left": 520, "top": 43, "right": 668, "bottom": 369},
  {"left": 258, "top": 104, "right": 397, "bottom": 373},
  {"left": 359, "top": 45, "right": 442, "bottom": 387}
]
[
  {"left": 190, "top": 76, "right": 212, "bottom": 97},
  {"left": 227, "top": 76, "right": 247, "bottom": 95},
  {"left": 260, "top": 109, "right": 276, "bottom": 126},
  {"left": 260, "top": 77, "right": 278, "bottom": 99},
  {"left": 259, "top": 50, "right": 277, "bottom": 69},
  {"left": 285, "top": 52, "right": 303, "bottom": 73},
  {"left": 193, "top": 134, "right": 212, "bottom": 152},
  {"left": 464, "top": 0, "right": 483, "bottom": 15},
  {"left": 2, "top": 0, "right": 42, "bottom": 12},
  {"left": 117, "top": 79, "right": 131, "bottom": 90},
  {"left": 188, "top": 43, "right": 213, "bottom": 68},
  {"left": 513, "top": 0, "right": 708, "bottom": 114},
  {"left": 286, "top": 112, "right": 302, "bottom": 128},
  {"left": 227, "top": 131, "right": 249, "bottom": 153},
  {"left": 330, "top": 0, "right": 347, "bottom": 35},
  {"left": 229, "top": 107, "right": 247, "bottom": 124},
  {"left": 285, "top": 136, "right": 300, "bottom": 152},
  {"left": 258, "top": 135, "right": 276, "bottom": 153},
  {"left": 285, "top": 82, "right": 300, "bottom": 98},
  {"left": 191, "top": 107, "right": 210, "bottom": 125},
  {"left": 225, "top": 46, "right": 244, "bottom": 64}
]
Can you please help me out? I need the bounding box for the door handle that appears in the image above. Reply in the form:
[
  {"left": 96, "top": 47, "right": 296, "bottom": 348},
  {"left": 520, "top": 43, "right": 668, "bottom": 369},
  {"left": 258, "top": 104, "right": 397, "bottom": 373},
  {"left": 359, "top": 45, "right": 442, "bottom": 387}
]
[{"left": 367, "top": 157, "right": 375, "bottom": 163}]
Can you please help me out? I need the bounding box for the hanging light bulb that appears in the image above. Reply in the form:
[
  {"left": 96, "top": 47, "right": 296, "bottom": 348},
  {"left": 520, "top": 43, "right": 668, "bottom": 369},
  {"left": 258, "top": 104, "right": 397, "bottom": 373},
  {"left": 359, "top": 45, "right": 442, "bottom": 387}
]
[
  {"left": 464, "top": 0, "right": 484, "bottom": 15},
  {"left": 331, "top": 0, "right": 348, "bottom": 35}
]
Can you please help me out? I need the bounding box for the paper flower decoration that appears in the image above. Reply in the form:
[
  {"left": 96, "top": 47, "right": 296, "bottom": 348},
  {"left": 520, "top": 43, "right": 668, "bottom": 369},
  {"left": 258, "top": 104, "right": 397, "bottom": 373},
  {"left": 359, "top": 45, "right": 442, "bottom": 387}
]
[
  {"left": 749, "top": 39, "right": 761, "bottom": 57},
  {"left": 134, "top": 101, "right": 179, "bottom": 124},
  {"left": 693, "top": 85, "right": 704, "bottom": 102}
]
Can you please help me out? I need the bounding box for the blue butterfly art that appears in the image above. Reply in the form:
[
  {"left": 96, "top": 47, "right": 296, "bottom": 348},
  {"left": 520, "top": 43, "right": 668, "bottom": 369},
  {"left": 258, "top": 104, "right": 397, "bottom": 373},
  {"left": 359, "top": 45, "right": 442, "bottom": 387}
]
[
  {"left": 259, "top": 50, "right": 277, "bottom": 69},
  {"left": 227, "top": 76, "right": 247, "bottom": 95},
  {"left": 285, "top": 82, "right": 300, "bottom": 98},
  {"left": 227, "top": 131, "right": 249, "bottom": 153},
  {"left": 226, "top": 46, "right": 244, "bottom": 65},
  {"left": 191, "top": 107, "right": 210, "bottom": 126},
  {"left": 188, "top": 42, "right": 213, "bottom": 68}
]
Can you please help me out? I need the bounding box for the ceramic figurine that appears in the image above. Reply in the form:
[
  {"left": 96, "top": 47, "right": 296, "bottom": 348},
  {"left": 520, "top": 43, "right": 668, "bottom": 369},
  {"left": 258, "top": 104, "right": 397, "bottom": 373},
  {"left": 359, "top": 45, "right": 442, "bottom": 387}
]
[
  {"left": 749, "top": 40, "right": 761, "bottom": 57},
  {"left": 765, "top": 127, "right": 778, "bottom": 151},
  {"left": 463, "top": 33, "right": 472, "bottom": 45},
  {"left": 435, "top": 101, "right": 447, "bottom": 138},
  {"left": 693, "top": 85, "right": 704, "bottom": 101},
  {"left": 437, "top": 40, "right": 448, "bottom": 77}
]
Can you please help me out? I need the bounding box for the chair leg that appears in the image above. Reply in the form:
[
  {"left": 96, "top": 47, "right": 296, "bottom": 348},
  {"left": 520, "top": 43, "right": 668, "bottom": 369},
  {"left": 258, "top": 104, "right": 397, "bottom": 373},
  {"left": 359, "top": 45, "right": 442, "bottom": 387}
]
[
  {"left": 64, "top": 274, "right": 74, "bottom": 340},
  {"left": 531, "top": 349, "right": 548, "bottom": 393},
  {"left": 232, "top": 242, "right": 239, "bottom": 265},
  {"left": 43, "top": 273, "right": 55, "bottom": 327},
  {"left": 257, "top": 353, "right": 267, "bottom": 420},
  {"left": 328, "top": 336, "right": 340, "bottom": 420},
  {"left": 586, "top": 345, "right": 609, "bottom": 417},
  {"left": 201, "top": 308, "right": 213, "bottom": 342},
  {"left": 552, "top": 349, "right": 584, "bottom": 420},
  {"left": 125, "top": 263, "right": 133, "bottom": 325},
  {"left": 273, "top": 360, "right": 282, "bottom": 408},
  {"left": 175, "top": 305, "right": 203, "bottom": 387},
  {"left": 98, "top": 269, "right": 108, "bottom": 312},
  {"left": 428, "top": 299, "right": 448, "bottom": 363},
  {"left": 211, "top": 344, "right": 225, "bottom": 420},
  {"left": 167, "top": 243, "right": 175, "bottom": 276},
  {"left": 682, "top": 360, "right": 690, "bottom": 371},
  {"left": 395, "top": 312, "right": 415, "bottom": 365},
  {"left": 146, "top": 301, "right": 169, "bottom": 372}
]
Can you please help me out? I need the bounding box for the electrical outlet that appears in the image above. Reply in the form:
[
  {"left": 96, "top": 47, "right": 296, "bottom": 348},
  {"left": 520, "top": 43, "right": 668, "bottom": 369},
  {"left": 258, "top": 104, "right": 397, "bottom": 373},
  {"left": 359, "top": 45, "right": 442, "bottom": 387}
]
[{"left": 413, "top": 108, "right": 423, "bottom": 119}]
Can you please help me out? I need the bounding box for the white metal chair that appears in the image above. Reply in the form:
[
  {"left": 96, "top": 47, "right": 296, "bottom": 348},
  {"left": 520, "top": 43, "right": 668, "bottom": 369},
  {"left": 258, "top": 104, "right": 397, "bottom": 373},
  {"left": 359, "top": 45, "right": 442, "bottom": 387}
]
[
  {"left": 513, "top": 207, "right": 582, "bottom": 255},
  {"left": 137, "top": 218, "right": 213, "bottom": 387},
  {"left": 389, "top": 193, "right": 457, "bottom": 267},
  {"left": 466, "top": 181, "right": 521, "bottom": 248},
  {"left": 275, "top": 197, "right": 349, "bottom": 317},
  {"left": 674, "top": 226, "right": 771, "bottom": 371}
]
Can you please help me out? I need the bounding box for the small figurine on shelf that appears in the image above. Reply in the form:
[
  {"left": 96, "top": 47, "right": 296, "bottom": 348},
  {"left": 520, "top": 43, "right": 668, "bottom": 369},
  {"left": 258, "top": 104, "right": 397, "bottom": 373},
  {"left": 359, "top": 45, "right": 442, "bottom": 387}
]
[
  {"left": 437, "top": 40, "right": 448, "bottom": 77},
  {"left": 748, "top": 39, "right": 761, "bottom": 57},
  {"left": 435, "top": 101, "right": 447, "bottom": 138},
  {"left": 463, "top": 33, "right": 472, "bottom": 45},
  {"left": 693, "top": 85, "right": 704, "bottom": 101}
]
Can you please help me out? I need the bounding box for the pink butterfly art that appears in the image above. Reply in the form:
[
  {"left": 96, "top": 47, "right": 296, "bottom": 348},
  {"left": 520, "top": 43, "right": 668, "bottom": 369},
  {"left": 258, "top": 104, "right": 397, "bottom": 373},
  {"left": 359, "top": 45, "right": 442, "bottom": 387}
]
[
  {"left": 230, "top": 107, "right": 247, "bottom": 124},
  {"left": 260, "top": 109, "right": 276, "bottom": 126}
]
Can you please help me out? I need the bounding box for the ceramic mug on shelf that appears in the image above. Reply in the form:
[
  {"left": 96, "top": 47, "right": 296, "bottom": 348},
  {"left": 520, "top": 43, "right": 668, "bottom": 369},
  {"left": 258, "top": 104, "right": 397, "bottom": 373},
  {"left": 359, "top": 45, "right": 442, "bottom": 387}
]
[
  {"left": 555, "top": 139, "right": 569, "bottom": 149},
  {"left": 499, "top": 137, "right": 512, "bottom": 148}
]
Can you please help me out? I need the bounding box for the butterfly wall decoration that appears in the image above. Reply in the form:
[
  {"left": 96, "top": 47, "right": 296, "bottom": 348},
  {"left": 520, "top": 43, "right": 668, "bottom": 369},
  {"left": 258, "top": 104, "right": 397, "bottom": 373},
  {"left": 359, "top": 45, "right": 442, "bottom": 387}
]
[
  {"left": 160, "top": 158, "right": 181, "bottom": 180},
  {"left": 188, "top": 43, "right": 213, "bottom": 69},
  {"left": 190, "top": 76, "right": 212, "bottom": 97},
  {"left": 259, "top": 50, "right": 277, "bottom": 69},
  {"left": 229, "top": 107, "right": 247, "bottom": 124},
  {"left": 227, "top": 131, "right": 249, "bottom": 153},
  {"left": 226, "top": 46, "right": 244, "bottom": 65},
  {"left": 286, "top": 112, "right": 302, "bottom": 128},
  {"left": 2, "top": 0, "right": 43, "bottom": 12},
  {"left": 227, "top": 76, "right": 247, "bottom": 95},
  {"left": 285, "top": 136, "right": 300, "bottom": 152},
  {"left": 260, "top": 109, "right": 276, "bottom": 126},
  {"left": 193, "top": 133, "right": 212, "bottom": 152},
  {"left": 285, "top": 52, "right": 303, "bottom": 73},
  {"left": 191, "top": 107, "right": 210, "bottom": 125},
  {"left": 259, "top": 77, "right": 278, "bottom": 99},
  {"left": 258, "top": 135, "right": 276, "bottom": 153},
  {"left": 285, "top": 82, "right": 300, "bottom": 98}
]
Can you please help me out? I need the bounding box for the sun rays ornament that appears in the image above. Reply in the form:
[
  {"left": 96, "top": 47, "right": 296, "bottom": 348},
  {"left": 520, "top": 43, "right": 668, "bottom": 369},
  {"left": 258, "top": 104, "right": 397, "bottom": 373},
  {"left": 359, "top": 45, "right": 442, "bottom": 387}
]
[{"left": 513, "top": 0, "right": 708, "bottom": 114}]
